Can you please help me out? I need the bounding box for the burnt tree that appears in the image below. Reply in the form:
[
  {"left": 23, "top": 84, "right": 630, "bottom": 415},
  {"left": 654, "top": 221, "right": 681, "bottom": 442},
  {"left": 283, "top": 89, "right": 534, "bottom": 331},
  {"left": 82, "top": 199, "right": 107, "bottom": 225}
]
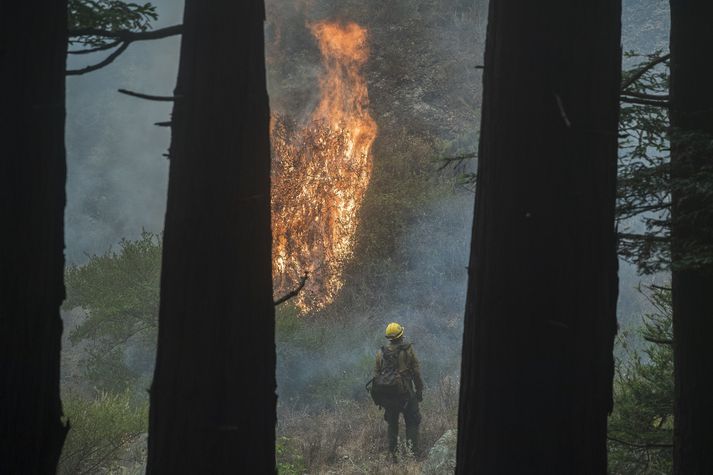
[
  {"left": 145, "top": 1, "right": 275, "bottom": 473},
  {"left": 669, "top": 1, "right": 713, "bottom": 473},
  {"left": 456, "top": 1, "right": 621, "bottom": 473},
  {"left": 0, "top": 0, "right": 69, "bottom": 472}
]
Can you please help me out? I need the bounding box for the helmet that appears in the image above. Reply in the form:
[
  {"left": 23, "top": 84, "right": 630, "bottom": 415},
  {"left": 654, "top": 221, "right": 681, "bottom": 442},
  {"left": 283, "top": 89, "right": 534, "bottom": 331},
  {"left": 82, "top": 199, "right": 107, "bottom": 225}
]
[{"left": 385, "top": 322, "right": 404, "bottom": 340}]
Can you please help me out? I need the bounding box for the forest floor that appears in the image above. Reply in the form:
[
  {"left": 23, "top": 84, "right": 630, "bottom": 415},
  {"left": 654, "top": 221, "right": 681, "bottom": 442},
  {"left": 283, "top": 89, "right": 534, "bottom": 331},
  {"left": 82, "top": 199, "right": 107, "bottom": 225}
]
[{"left": 276, "top": 376, "right": 459, "bottom": 474}]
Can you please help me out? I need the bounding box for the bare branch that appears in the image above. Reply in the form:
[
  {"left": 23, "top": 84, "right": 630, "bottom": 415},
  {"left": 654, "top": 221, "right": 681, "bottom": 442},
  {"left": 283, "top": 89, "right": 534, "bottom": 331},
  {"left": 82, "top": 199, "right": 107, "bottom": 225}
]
[
  {"left": 436, "top": 152, "right": 477, "bottom": 171},
  {"left": 273, "top": 273, "right": 309, "bottom": 306},
  {"left": 118, "top": 89, "right": 179, "bottom": 102},
  {"left": 66, "top": 41, "right": 130, "bottom": 75},
  {"left": 68, "top": 39, "right": 122, "bottom": 55},
  {"left": 617, "top": 204, "right": 669, "bottom": 216},
  {"left": 649, "top": 284, "right": 672, "bottom": 291},
  {"left": 154, "top": 121, "right": 172, "bottom": 127},
  {"left": 621, "top": 53, "right": 671, "bottom": 91},
  {"left": 621, "top": 91, "right": 669, "bottom": 101}
]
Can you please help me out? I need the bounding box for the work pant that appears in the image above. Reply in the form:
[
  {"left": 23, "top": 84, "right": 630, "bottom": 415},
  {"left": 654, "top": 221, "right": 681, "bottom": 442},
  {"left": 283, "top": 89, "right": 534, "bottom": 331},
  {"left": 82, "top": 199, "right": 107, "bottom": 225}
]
[{"left": 384, "top": 393, "right": 421, "bottom": 455}]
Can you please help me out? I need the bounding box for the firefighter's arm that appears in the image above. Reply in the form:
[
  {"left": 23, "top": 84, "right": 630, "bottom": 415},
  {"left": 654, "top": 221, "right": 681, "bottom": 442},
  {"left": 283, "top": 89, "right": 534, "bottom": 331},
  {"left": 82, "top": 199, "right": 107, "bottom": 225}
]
[
  {"left": 409, "top": 347, "right": 424, "bottom": 399},
  {"left": 374, "top": 350, "right": 382, "bottom": 375}
]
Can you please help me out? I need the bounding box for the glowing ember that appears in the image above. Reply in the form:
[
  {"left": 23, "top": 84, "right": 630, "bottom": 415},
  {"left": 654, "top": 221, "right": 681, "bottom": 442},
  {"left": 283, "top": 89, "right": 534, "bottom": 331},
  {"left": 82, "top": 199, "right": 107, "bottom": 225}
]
[{"left": 271, "top": 21, "right": 377, "bottom": 311}]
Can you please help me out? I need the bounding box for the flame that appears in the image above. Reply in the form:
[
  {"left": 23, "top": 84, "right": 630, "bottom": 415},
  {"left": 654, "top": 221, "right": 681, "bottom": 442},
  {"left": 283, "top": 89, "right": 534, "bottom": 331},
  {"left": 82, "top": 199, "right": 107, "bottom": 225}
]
[{"left": 271, "top": 21, "right": 377, "bottom": 311}]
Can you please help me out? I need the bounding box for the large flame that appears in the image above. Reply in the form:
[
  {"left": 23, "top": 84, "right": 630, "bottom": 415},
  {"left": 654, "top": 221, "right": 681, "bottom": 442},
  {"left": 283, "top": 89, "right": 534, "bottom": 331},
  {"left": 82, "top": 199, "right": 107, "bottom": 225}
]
[{"left": 271, "top": 21, "right": 377, "bottom": 311}]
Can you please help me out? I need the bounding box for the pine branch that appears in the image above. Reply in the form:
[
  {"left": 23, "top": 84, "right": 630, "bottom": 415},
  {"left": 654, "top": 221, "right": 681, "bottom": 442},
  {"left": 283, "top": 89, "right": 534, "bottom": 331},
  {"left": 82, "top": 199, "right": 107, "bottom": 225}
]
[
  {"left": 621, "top": 53, "right": 671, "bottom": 91},
  {"left": 644, "top": 336, "right": 673, "bottom": 345},
  {"left": 608, "top": 436, "right": 673, "bottom": 449},
  {"left": 617, "top": 232, "right": 669, "bottom": 242},
  {"left": 66, "top": 25, "right": 183, "bottom": 76},
  {"left": 649, "top": 284, "right": 672, "bottom": 291},
  {"left": 621, "top": 96, "right": 670, "bottom": 108},
  {"left": 68, "top": 24, "right": 183, "bottom": 42}
]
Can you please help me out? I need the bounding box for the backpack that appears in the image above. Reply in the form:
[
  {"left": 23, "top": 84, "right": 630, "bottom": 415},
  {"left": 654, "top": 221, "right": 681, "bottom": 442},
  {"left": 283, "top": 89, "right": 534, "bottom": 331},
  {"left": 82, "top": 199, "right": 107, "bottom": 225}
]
[{"left": 367, "top": 344, "right": 410, "bottom": 407}]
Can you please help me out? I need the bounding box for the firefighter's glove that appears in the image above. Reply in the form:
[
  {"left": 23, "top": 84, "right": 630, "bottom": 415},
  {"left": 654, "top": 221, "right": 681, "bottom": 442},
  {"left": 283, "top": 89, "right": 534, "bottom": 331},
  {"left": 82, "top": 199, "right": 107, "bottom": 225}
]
[{"left": 416, "top": 391, "right": 423, "bottom": 403}]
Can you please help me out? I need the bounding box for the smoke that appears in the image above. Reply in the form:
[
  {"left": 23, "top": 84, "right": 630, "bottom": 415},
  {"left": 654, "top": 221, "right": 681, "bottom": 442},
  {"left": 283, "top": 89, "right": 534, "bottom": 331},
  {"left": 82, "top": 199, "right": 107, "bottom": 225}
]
[
  {"left": 65, "top": 0, "right": 184, "bottom": 264},
  {"left": 273, "top": 0, "right": 673, "bottom": 407},
  {"left": 622, "top": 0, "right": 670, "bottom": 57},
  {"left": 64, "top": 0, "right": 482, "bottom": 265},
  {"left": 62, "top": 0, "right": 671, "bottom": 408},
  {"left": 377, "top": 193, "right": 473, "bottom": 368},
  {"left": 269, "top": 0, "right": 483, "bottom": 406},
  {"left": 275, "top": 190, "right": 474, "bottom": 407}
]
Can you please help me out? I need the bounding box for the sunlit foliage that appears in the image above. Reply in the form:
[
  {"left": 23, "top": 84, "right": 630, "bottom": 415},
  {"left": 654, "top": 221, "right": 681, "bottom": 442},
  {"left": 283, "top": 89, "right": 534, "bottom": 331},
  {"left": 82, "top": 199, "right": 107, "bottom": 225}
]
[{"left": 64, "top": 231, "right": 161, "bottom": 392}]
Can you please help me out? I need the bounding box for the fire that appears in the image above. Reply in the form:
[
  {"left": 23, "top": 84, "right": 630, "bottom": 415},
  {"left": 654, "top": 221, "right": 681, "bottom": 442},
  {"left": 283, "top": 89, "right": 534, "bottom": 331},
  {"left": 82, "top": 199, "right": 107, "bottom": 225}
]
[{"left": 271, "top": 21, "right": 377, "bottom": 311}]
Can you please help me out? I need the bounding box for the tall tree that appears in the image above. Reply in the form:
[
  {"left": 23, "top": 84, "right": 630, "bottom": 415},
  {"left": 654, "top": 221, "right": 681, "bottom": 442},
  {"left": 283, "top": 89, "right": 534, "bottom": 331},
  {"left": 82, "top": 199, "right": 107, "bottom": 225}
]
[
  {"left": 0, "top": 0, "right": 69, "bottom": 472},
  {"left": 456, "top": 0, "right": 621, "bottom": 473},
  {"left": 669, "top": 1, "right": 713, "bottom": 473},
  {"left": 146, "top": 1, "right": 275, "bottom": 473}
]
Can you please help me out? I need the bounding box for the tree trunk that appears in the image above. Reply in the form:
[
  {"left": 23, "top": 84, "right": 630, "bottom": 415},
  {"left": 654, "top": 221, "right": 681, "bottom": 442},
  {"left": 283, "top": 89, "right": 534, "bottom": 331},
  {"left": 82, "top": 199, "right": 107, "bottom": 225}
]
[
  {"left": 669, "top": 1, "right": 713, "bottom": 473},
  {"left": 456, "top": 1, "right": 621, "bottom": 473},
  {"left": 146, "top": 1, "right": 275, "bottom": 473},
  {"left": 0, "top": 1, "right": 69, "bottom": 472}
]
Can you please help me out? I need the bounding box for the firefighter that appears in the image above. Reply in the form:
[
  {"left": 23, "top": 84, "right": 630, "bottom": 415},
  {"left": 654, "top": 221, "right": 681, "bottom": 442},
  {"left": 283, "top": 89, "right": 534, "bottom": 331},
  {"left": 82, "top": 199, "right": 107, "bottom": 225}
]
[{"left": 374, "top": 322, "right": 424, "bottom": 458}]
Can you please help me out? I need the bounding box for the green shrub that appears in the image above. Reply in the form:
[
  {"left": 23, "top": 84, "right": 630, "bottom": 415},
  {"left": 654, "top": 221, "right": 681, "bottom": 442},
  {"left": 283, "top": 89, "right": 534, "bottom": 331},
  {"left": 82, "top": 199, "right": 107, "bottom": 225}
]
[
  {"left": 64, "top": 231, "right": 161, "bottom": 393},
  {"left": 276, "top": 436, "right": 307, "bottom": 475},
  {"left": 59, "top": 391, "right": 148, "bottom": 475}
]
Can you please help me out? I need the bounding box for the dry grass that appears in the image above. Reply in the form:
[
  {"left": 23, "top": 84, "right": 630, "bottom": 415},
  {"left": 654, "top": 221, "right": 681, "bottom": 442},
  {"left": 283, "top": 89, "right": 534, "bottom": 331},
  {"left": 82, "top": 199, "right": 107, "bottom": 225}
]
[{"left": 277, "top": 376, "right": 459, "bottom": 474}]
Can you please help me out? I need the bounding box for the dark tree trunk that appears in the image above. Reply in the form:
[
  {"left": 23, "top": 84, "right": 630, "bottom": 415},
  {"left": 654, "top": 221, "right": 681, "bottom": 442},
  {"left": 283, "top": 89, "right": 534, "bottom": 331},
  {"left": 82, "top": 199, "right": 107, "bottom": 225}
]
[
  {"left": 146, "top": 1, "right": 275, "bottom": 473},
  {"left": 456, "top": 1, "right": 621, "bottom": 473},
  {"left": 669, "top": 1, "right": 713, "bottom": 473},
  {"left": 0, "top": 1, "right": 69, "bottom": 472}
]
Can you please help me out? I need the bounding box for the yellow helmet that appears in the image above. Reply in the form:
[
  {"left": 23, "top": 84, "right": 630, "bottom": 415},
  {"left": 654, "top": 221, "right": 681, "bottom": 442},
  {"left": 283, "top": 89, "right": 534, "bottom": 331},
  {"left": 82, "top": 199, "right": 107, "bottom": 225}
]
[{"left": 385, "top": 322, "right": 404, "bottom": 340}]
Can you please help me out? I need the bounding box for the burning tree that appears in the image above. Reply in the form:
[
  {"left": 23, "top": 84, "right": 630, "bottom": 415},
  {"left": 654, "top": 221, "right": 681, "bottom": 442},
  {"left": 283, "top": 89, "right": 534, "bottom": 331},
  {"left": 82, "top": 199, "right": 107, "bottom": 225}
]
[{"left": 271, "top": 21, "right": 378, "bottom": 311}]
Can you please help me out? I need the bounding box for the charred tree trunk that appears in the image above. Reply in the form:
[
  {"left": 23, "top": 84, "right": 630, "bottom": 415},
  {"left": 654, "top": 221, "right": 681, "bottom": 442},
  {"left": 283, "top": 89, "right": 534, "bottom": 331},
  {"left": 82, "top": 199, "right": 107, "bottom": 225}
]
[
  {"left": 669, "top": 1, "right": 713, "bottom": 473},
  {"left": 0, "top": 1, "right": 69, "bottom": 472},
  {"left": 456, "top": 1, "right": 621, "bottom": 473},
  {"left": 145, "top": 1, "right": 275, "bottom": 473}
]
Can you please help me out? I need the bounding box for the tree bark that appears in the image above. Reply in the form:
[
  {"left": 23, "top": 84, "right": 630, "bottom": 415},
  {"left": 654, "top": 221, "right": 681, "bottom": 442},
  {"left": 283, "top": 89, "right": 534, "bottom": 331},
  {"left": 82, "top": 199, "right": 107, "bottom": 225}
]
[
  {"left": 0, "top": 1, "right": 69, "bottom": 472},
  {"left": 669, "top": 1, "right": 713, "bottom": 473},
  {"left": 456, "top": 1, "right": 621, "bottom": 473},
  {"left": 146, "top": 1, "right": 275, "bottom": 473}
]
